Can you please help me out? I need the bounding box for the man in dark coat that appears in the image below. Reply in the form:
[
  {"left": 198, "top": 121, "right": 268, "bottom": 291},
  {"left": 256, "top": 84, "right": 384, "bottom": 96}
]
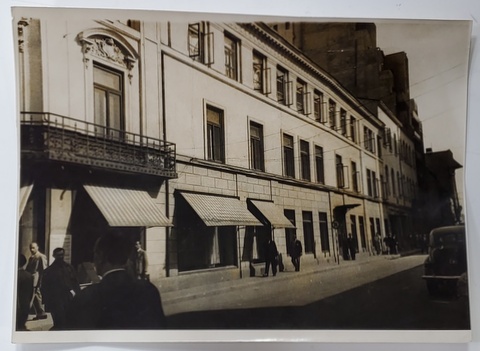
[
  {"left": 41, "top": 247, "right": 81, "bottom": 330},
  {"left": 290, "top": 236, "right": 303, "bottom": 271},
  {"left": 263, "top": 238, "right": 279, "bottom": 277},
  {"left": 25, "top": 242, "right": 48, "bottom": 320},
  {"left": 16, "top": 254, "right": 33, "bottom": 331},
  {"left": 65, "top": 232, "right": 167, "bottom": 330}
]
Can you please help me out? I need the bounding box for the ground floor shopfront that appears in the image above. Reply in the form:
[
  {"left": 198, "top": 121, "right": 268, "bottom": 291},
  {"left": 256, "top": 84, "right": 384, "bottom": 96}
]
[{"left": 18, "top": 158, "right": 417, "bottom": 291}]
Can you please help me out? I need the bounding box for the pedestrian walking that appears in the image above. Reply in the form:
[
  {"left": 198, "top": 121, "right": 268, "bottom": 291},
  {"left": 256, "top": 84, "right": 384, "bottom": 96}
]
[
  {"left": 263, "top": 238, "right": 279, "bottom": 277},
  {"left": 16, "top": 254, "right": 33, "bottom": 331},
  {"left": 135, "top": 241, "right": 149, "bottom": 280},
  {"left": 41, "top": 247, "right": 80, "bottom": 330},
  {"left": 347, "top": 234, "right": 356, "bottom": 260},
  {"left": 25, "top": 242, "right": 48, "bottom": 321},
  {"left": 290, "top": 236, "right": 303, "bottom": 271},
  {"left": 65, "top": 232, "right": 167, "bottom": 330}
]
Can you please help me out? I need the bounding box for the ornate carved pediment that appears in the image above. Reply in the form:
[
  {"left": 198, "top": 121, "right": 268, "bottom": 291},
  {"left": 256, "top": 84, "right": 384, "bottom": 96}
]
[{"left": 78, "top": 31, "right": 137, "bottom": 80}]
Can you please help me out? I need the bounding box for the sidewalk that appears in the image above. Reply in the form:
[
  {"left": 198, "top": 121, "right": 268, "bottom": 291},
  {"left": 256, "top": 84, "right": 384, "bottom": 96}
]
[{"left": 24, "top": 253, "right": 426, "bottom": 331}]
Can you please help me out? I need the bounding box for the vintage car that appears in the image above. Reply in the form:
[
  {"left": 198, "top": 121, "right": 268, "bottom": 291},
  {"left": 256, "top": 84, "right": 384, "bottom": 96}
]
[{"left": 422, "top": 225, "right": 467, "bottom": 296}]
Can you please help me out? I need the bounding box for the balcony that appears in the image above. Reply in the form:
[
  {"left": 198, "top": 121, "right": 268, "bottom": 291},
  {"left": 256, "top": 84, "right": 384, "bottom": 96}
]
[{"left": 20, "top": 112, "right": 177, "bottom": 178}]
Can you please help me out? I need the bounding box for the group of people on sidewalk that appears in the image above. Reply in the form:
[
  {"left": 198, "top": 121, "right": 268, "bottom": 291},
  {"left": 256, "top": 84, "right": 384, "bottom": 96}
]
[
  {"left": 263, "top": 236, "right": 303, "bottom": 277},
  {"left": 16, "top": 235, "right": 164, "bottom": 331}
]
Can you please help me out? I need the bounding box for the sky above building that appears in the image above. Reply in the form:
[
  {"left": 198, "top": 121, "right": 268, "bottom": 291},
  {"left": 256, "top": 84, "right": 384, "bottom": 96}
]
[{"left": 376, "top": 20, "right": 471, "bottom": 206}]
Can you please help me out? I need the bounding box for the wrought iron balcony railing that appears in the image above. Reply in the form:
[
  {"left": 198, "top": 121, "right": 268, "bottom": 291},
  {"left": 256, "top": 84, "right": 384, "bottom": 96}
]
[{"left": 20, "top": 112, "right": 177, "bottom": 178}]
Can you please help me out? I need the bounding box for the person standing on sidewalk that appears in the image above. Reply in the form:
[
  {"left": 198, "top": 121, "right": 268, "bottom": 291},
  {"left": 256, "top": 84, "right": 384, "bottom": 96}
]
[
  {"left": 65, "top": 232, "right": 167, "bottom": 330},
  {"left": 263, "top": 238, "right": 279, "bottom": 277},
  {"left": 134, "top": 241, "right": 149, "bottom": 280},
  {"left": 290, "top": 236, "right": 303, "bottom": 271},
  {"left": 16, "top": 254, "right": 33, "bottom": 330},
  {"left": 347, "top": 234, "right": 356, "bottom": 261},
  {"left": 41, "top": 247, "right": 80, "bottom": 330},
  {"left": 26, "top": 242, "right": 48, "bottom": 321}
]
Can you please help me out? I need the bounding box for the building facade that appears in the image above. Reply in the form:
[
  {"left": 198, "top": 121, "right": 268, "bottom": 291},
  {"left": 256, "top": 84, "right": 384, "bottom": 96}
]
[{"left": 16, "top": 15, "right": 424, "bottom": 290}]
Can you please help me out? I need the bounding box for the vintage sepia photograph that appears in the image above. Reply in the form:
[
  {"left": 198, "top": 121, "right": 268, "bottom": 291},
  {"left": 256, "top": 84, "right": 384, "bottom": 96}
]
[{"left": 12, "top": 6, "right": 471, "bottom": 343}]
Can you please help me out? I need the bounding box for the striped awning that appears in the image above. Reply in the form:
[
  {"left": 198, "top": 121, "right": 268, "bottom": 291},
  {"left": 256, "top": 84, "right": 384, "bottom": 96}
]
[
  {"left": 180, "top": 192, "right": 262, "bottom": 227},
  {"left": 249, "top": 200, "right": 296, "bottom": 229},
  {"left": 19, "top": 181, "right": 34, "bottom": 217},
  {"left": 84, "top": 185, "right": 172, "bottom": 227}
]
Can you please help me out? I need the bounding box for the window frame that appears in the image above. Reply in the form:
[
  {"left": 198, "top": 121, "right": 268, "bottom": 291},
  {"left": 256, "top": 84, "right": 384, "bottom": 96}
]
[
  {"left": 313, "top": 90, "right": 324, "bottom": 123},
  {"left": 315, "top": 145, "right": 325, "bottom": 184},
  {"left": 206, "top": 104, "right": 225, "bottom": 163},
  {"left": 329, "top": 99, "right": 337, "bottom": 130},
  {"left": 93, "top": 63, "right": 125, "bottom": 139},
  {"left": 224, "top": 32, "right": 240, "bottom": 81},
  {"left": 336, "top": 154, "right": 345, "bottom": 188},
  {"left": 249, "top": 121, "right": 265, "bottom": 171},
  {"left": 282, "top": 133, "right": 295, "bottom": 178},
  {"left": 300, "top": 139, "right": 311, "bottom": 181}
]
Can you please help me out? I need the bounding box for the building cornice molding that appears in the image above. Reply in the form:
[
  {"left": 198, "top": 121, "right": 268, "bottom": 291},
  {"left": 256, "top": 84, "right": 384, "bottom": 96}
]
[{"left": 237, "top": 22, "right": 380, "bottom": 126}]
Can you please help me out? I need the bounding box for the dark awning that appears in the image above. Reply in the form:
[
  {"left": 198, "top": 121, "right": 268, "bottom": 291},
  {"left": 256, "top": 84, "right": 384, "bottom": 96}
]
[
  {"left": 334, "top": 204, "right": 361, "bottom": 213},
  {"left": 84, "top": 185, "right": 172, "bottom": 227},
  {"left": 180, "top": 192, "right": 262, "bottom": 227},
  {"left": 249, "top": 200, "right": 296, "bottom": 229}
]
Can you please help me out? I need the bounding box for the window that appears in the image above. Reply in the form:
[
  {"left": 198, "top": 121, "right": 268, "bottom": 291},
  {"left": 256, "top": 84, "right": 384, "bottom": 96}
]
[
  {"left": 398, "top": 172, "right": 403, "bottom": 197},
  {"left": 188, "top": 22, "right": 213, "bottom": 64},
  {"left": 283, "top": 134, "right": 295, "bottom": 178},
  {"left": 313, "top": 90, "right": 324, "bottom": 122},
  {"left": 315, "top": 145, "right": 325, "bottom": 184},
  {"left": 385, "top": 166, "right": 390, "bottom": 197},
  {"left": 253, "top": 51, "right": 269, "bottom": 94},
  {"left": 300, "top": 140, "right": 311, "bottom": 181},
  {"left": 296, "top": 79, "right": 307, "bottom": 114},
  {"left": 224, "top": 33, "right": 239, "bottom": 81},
  {"left": 377, "top": 135, "right": 382, "bottom": 158},
  {"left": 302, "top": 211, "right": 314, "bottom": 254},
  {"left": 391, "top": 169, "right": 396, "bottom": 196},
  {"left": 350, "top": 116, "right": 357, "bottom": 143},
  {"left": 372, "top": 171, "right": 378, "bottom": 198},
  {"left": 284, "top": 209, "right": 296, "bottom": 256},
  {"left": 340, "top": 109, "right": 347, "bottom": 136},
  {"left": 351, "top": 161, "right": 359, "bottom": 192},
  {"left": 94, "top": 64, "right": 124, "bottom": 139},
  {"left": 319, "top": 212, "right": 330, "bottom": 252},
  {"left": 336, "top": 154, "right": 344, "bottom": 188},
  {"left": 329, "top": 100, "right": 336, "bottom": 129},
  {"left": 206, "top": 105, "right": 225, "bottom": 163},
  {"left": 276, "top": 66, "right": 289, "bottom": 105},
  {"left": 394, "top": 134, "right": 398, "bottom": 155},
  {"left": 250, "top": 122, "right": 265, "bottom": 171},
  {"left": 364, "top": 127, "right": 375, "bottom": 153},
  {"left": 366, "top": 169, "right": 373, "bottom": 196}
]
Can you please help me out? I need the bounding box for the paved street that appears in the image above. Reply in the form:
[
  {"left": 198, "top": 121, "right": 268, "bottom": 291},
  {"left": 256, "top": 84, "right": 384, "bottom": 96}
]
[
  {"left": 161, "top": 254, "right": 427, "bottom": 315},
  {"left": 167, "top": 264, "right": 470, "bottom": 330}
]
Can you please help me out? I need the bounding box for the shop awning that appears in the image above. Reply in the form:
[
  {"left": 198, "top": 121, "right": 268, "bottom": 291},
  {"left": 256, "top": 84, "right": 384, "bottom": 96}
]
[
  {"left": 180, "top": 192, "right": 262, "bottom": 227},
  {"left": 249, "top": 200, "right": 296, "bottom": 229},
  {"left": 84, "top": 185, "right": 172, "bottom": 227},
  {"left": 19, "top": 182, "right": 34, "bottom": 217}
]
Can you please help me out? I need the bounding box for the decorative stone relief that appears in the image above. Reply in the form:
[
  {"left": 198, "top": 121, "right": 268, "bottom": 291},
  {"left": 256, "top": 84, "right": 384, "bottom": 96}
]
[
  {"left": 78, "top": 34, "right": 137, "bottom": 82},
  {"left": 17, "top": 18, "right": 30, "bottom": 53}
]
